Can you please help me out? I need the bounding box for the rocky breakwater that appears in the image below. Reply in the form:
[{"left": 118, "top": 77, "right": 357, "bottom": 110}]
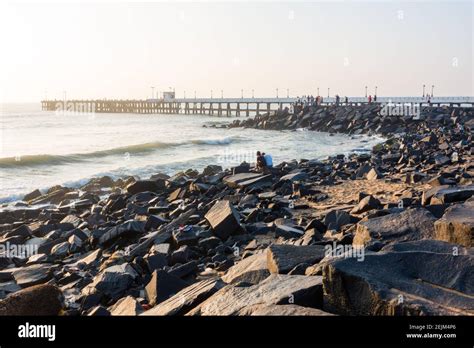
[
  {"left": 228, "top": 103, "right": 474, "bottom": 137},
  {"left": 0, "top": 104, "right": 473, "bottom": 316}
]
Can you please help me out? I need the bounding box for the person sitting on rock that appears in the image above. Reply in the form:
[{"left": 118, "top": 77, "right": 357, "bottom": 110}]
[
  {"left": 263, "top": 152, "right": 273, "bottom": 168},
  {"left": 256, "top": 151, "right": 266, "bottom": 172}
]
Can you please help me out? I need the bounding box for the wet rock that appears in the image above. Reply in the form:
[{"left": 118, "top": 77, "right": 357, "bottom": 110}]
[
  {"left": 188, "top": 274, "right": 323, "bottom": 315},
  {"left": 23, "top": 189, "right": 42, "bottom": 202},
  {"left": 267, "top": 244, "right": 326, "bottom": 274},
  {"left": 222, "top": 251, "right": 270, "bottom": 284},
  {"left": 142, "top": 278, "right": 224, "bottom": 316},
  {"left": 144, "top": 270, "right": 188, "bottom": 306},
  {"left": 0, "top": 284, "right": 63, "bottom": 315},
  {"left": 202, "top": 165, "right": 223, "bottom": 176},
  {"left": 354, "top": 208, "right": 436, "bottom": 247},
  {"left": 434, "top": 201, "right": 474, "bottom": 247},
  {"left": 323, "top": 242, "right": 474, "bottom": 315},
  {"left": 205, "top": 200, "right": 242, "bottom": 240}
]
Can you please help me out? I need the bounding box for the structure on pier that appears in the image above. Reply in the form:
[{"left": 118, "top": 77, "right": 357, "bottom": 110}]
[{"left": 41, "top": 96, "right": 474, "bottom": 116}]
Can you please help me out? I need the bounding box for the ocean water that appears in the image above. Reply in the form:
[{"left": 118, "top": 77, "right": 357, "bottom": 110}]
[{"left": 0, "top": 103, "right": 384, "bottom": 204}]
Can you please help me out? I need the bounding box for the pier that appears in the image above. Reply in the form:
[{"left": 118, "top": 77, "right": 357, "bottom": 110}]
[{"left": 41, "top": 96, "right": 474, "bottom": 116}]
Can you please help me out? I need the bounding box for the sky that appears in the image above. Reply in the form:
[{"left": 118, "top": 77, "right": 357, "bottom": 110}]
[{"left": 0, "top": 0, "right": 472, "bottom": 102}]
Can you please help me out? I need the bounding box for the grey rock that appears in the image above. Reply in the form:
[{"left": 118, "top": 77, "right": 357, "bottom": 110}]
[{"left": 267, "top": 244, "right": 326, "bottom": 274}]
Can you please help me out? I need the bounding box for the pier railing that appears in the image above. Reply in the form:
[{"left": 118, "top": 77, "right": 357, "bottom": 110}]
[{"left": 41, "top": 96, "right": 474, "bottom": 116}]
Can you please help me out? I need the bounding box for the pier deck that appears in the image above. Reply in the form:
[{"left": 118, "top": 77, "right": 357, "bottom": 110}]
[{"left": 41, "top": 96, "right": 474, "bottom": 116}]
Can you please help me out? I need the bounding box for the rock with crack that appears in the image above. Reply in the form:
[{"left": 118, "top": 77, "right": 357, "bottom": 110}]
[
  {"left": 353, "top": 208, "right": 436, "bottom": 247},
  {"left": 434, "top": 201, "right": 474, "bottom": 247},
  {"left": 267, "top": 244, "right": 326, "bottom": 274},
  {"left": 222, "top": 251, "right": 270, "bottom": 284},
  {"left": 187, "top": 274, "right": 323, "bottom": 316},
  {"left": 142, "top": 278, "right": 224, "bottom": 315},
  {"left": 322, "top": 242, "right": 474, "bottom": 315}
]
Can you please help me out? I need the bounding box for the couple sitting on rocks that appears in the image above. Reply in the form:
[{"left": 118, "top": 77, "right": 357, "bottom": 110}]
[{"left": 256, "top": 151, "right": 273, "bottom": 173}]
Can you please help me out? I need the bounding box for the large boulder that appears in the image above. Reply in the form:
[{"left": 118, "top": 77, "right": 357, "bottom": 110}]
[
  {"left": 223, "top": 173, "right": 272, "bottom": 189},
  {"left": 236, "top": 304, "right": 335, "bottom": 316},
  {"left": 323, "top": 241, "right": 474, "bottom": 315},
  {"left": 267, "top": 244, "right": 326, "bottom": 274},
  {"left": 144, "top": 270, "right": 188, "bottom": 306},
  {"left": 350, "top": 195, "right": 381, "bottom": 214},
  {"left": 142, "top": 278, "right": 224, "bottom": 316},
  {"left": 126, "top": 180, "right": 165, "bottom": 195},
  {"left": 324, "top": 210, "right": 351, "bottom": 231},
  {"left": 187, "top": 274, "right": 323, "bottom": 316},
  {"left": 12, "top": 264, "right": 53, "bottom": 288},
  {"left": 205, "top": 200, "right": 242, "bottom": 240},
  {"left": 0, "top": 284, "right": 63, "bottom": 315},
  {"left": 434, "top": 201, "right": 474, "bottom": 247},
  {"left": 82, "top": 263, "right": 138, "bottom": 301},
  {"left": 108, "top": 295, "right": 143, "bottom": 315},
  {"left": 98, "top": 220, "right": 146, "bottom": 246},
  {"left": 353, "top": 208, "right": 436, "bottom": 247},
  {"left": 222, "top": 252, "right": 270, "bottom": 284},
  {"left": 422, "top": 185, "right": 474, "bottom": 205}
]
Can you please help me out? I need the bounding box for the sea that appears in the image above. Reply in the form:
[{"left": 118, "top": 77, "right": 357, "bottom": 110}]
[{"left": 0, "top": 103, "right": 384, "bottom": 205}]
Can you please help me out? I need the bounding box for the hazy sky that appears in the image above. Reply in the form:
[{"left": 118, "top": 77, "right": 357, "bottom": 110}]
[{"left": 0, "top": 0, "right": 472, "bottom": 102}]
